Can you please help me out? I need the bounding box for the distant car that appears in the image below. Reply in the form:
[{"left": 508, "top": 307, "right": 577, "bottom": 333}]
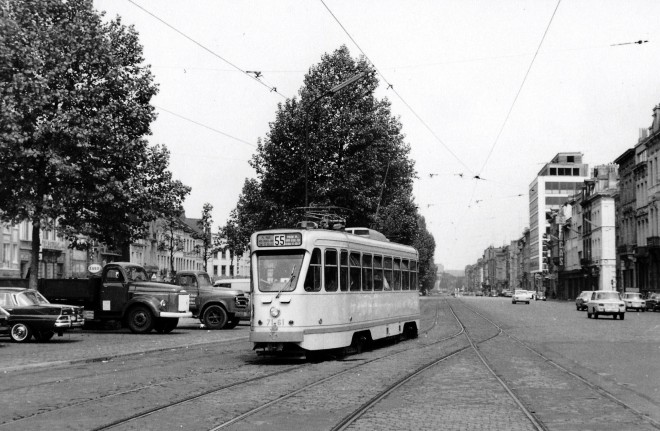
[
  {"left": 575, "top": 290, "right": 594, "bottom": 311},
  {"left": 501, "top": 290, "right": 512, "bottom": 297},
  {"left": 586, "top": 291, "right": 626, "bottom": 320},
  {"left": 0, "top": 288, "right": 84, "bottom": 343},
  {"left": 512, "top": 289, "right": 533, "bottom": 304},
  {"left": 535, "top": 292, "right": 546, "bottom": 301},
  {"left": 475, "top": 291, "right": 484, "bottom": 296},
  {"left": 622, "top": 292, "right": 646, "bottom": 312},
  {"left": 645, "top": 292, "right": 660, "bottom": 311}
]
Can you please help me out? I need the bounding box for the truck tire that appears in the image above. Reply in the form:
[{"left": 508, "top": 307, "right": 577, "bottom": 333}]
[
  {"left": 154, "top": 318, "right": 179, "bottom": 334},
  {"left": 225, "top": 318, "right": 240, "bottom": 329},
  {"left": 127, "top": 305, "right": 155, "bottom": 334},
  {"left": 202, "top": 305, "right": 228, "bottom": 330},
  {"left": 10, "top": 323, "right": 32, "bottom": 343}
]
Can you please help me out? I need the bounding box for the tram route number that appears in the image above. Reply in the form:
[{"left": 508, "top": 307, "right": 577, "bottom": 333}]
[
  {"left": 267, "top": 319, "right": 284, "bottom": 327},
  {"left": 257, "top": 233, "right": 302, "bottom": 247}
]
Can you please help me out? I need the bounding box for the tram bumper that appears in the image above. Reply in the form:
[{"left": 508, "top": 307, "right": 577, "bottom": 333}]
[{"left": 250, "top": 330, "right": 304, "bottom": 343}]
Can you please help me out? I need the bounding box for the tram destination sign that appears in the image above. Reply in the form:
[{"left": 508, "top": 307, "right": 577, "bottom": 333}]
[{"left": 257, "top": 233, "right": 302, "bottom": 247}]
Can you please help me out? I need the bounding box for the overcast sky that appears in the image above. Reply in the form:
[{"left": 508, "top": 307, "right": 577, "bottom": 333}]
[{"left": 93, "top": 0, "right": 660, "bottom": 270}]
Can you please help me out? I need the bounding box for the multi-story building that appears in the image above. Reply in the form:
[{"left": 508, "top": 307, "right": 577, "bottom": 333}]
[
  {"left": 208, "top": 247, "right": 250, "bottom": 281},
  {"left": 614, "top": 147, "right": 637, "bottom": 290},
  {"left": 639, "top": 104, "right": 660, "bottom": 293},
  {"left": 529, "top": 153, "right": 589, "bottom": 277}
]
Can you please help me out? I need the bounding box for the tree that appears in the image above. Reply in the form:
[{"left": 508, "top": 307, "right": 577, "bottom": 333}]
[
  {"left": 195, "top": 203, "right": 215, "bottom": 272},
  {"left": 413, "top": 216, "right": 437, "bottom": 293},
  {"left": 0, "top": 1, "right": 189, "bottom": 288}
]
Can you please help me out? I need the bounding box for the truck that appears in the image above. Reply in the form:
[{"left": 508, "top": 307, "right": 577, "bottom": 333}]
[
  {"left": 172, "top": 270, "right": 250, "bottom": 330},
  {"left": 38, "top": 262, "right": 191, "bottom": 334}
]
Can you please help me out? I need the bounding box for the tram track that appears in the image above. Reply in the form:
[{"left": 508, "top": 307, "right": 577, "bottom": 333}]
[{"left": 458, "top": 299, "right": 660, "bottom": 430}]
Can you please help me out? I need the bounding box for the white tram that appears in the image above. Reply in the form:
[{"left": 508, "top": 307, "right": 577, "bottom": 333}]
[{"left": 249, "top": 226, "right": 420, "bottom": 356}]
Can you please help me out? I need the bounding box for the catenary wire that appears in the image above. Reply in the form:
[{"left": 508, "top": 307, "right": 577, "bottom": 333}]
[
  {"left": 318, "top": 0, "right": 475, "bottom": 176},
  {"left": 126, "top": 0, "right": 287, "bottom": 99},
  {"left": 477, "top": 0, "right": 562, "bottom": 176}
]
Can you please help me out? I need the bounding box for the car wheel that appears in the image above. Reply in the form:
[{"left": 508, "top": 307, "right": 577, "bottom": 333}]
[
  {"left": 203, "top": 305, "right": 228, "bottom": 330},
  {"left": 33, "top": 330, "right": 55, "bottom": 342},
  {"left": 10, "top": 323, "right": 32, "bottom": 342},
  {"left": 587, "top": 312, "right": 592, "bottom": 319},
  {"left": 594, "top": 313, "right": 598, "bottom": 319},
  {"left": 127, "top": 305, "right": 155, "bottom": 334},
  {"left": 620, "top": 313, "right": 625, "bottom": 320},
  {"left": 154, "top": 318, "right": 179, "bottom": 334},
  {"left": 526, "top": 301, "right": 530, "bottom": 304}
]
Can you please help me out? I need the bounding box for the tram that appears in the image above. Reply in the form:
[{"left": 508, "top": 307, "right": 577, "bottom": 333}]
[{"left": 249, "top": 219, "right": 420, "bottom": 357}]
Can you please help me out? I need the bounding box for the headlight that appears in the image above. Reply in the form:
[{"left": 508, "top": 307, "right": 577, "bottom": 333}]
[
  {"left": 270, "top": 307, "right": 280, "bottom": 318},
  {"left": 159, "top": 299, "right": 167, "bottom": 309}
]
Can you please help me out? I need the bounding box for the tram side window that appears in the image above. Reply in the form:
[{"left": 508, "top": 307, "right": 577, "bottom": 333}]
[
  {"left": 393, "top": 258, "right": 401, "bottom": 290},
  {"left": 401, "top": 259, "right": 410, "bottom": 290},
  {"left": 340, "top": 250, "right": 348, "bottom": 291},
  {"left": 383, "top": 257, "right": 393, "bottom": 290},
  {"left": 373, "top": 255, "right": 383, "bottom": 291},
  {"left": 410, "top": 260, "right": 418, "bottom": 290},
  {"left": 304, "top": 248, "right": 322, "bottom": 292},
  {"left": 325, "top": 249, "right": 338, "bottom": 292},
  {"left": 362, "top": 254, "right": 373, "bottom": 291},
  {"left": 349, "top": 252, "right": 361, "bottom": 291}
]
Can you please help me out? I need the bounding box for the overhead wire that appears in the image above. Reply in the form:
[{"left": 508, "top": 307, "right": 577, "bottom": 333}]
[
  {"left": 318, "top": 0, "right": 475, "bottom": 176},
  {"left": 127, "top": 0, "right": 287, "bottom": 99}
]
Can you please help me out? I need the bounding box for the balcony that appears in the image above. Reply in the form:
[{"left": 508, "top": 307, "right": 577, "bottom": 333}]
[
  {"left": 617, "top": 244, "right": 635, "bottom": 255},
  {"left": 648, "top": 237, "right": 660, "bottom": 249}
]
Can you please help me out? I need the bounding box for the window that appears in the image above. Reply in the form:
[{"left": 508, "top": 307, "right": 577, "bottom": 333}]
[
  {"left": 213, "top": 265, "right": 218, "bottom": 276},
  {"left": 567, "top": 156, "right": 574, "bottom": 163},
  {"left": 221, "top": 265, "right": 226, "bottom": 276},
  {"left": 349, "top": 252, "right": 361, "bottom": 291},
  {"left": 304, "top": 248, "right": 322, "bottom": 292},
  {"left": 324, "top": 249, "right": 338, "bottom": 292},
  {"left": 550, "top": 168, "right": 557, "bottom": 175},
  {"left": 340, "top": 250, "right": 348, "bottom": 291},
  {"left": 373, "top": 255, "right": 383, "bottom": 291},
  {"left": 573, "top": 168, "right": 579, "bottom": 176},
  {"left": 401, "top": 259, "right": 410, "bottom": 290},
  {"left": 383, "top": 257, "right": 393, "bottom": 290},
  {"left": 393, "top": 258, "right": 401, "bottom": 290},
  {"left": 362, "top": 254, "right": 373, "bottom": 291},
  {"left": 410, "top": 260, "right": 418, "bottom": 290}
]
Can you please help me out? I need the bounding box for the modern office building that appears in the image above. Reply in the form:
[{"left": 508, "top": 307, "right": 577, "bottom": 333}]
[{"left": 528, "top": 153, "right": 589, "bottom": 274}]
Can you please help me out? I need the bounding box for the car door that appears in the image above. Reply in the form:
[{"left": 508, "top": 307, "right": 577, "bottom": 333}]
[{"left": 100, "top": 268, "right": 128, "bottom": 315}]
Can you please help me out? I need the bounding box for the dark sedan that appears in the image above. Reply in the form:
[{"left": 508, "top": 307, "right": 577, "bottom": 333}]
[
  {"left": 646, "top": 292, "right": 660, "bottom": 311},
  {"left": 0, "top": 288, "right": 84, "bottom": 343},
  {"left": 0, "top": 305, "right": 9, "bottom": 337}
]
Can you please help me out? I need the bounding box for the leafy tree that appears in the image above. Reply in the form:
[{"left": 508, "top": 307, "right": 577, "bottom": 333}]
[
  {"left": 157, "top": 216, "right": 182, "bottom": 281},
  {"left": 413, "top": 216, "right": 437, "bottom": 293},
  {"left": 0, "top": 0, "right": 189, "bottom": 287},
  {"left": 249, "top": 45, "right": 415, "bottom": 230},
  {"left": 195, "top": 203, "right": 215, "bottom": 272}
]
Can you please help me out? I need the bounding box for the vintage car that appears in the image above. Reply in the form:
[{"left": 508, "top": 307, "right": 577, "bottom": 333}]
[
  {"left": 0, "top": 305, "right": 9, "bottom": 337},
  {"left": 512, "top": 290, "right": 533, "bottom": 304},
  {"left": 535, "top": 291, "right": 547, "bottom": 301},
  {"left": 586, "top": 291, "right": 626, "bottom": 320},
  {"left": 622, "top": 292, "right": 646, "bottom": 312},
  {"left": 575, "top": 290, "right": 594, "bottom": 311},
  {"left": 0, "top": 287, "right": 84, "bottom": 342},
  {"left": 646, "top": 292, "right": 660, "bottom": 311}
]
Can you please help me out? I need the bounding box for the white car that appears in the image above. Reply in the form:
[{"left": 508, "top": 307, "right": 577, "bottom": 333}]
[
  {"left": 586, "top": 291, "right": 626, "bottom": 320},
  {"left": 622, "top": 292, "right": 646, "bottom": 312},
  {"left": 512, "top": 290, "right": 533, "bottom": 304}
]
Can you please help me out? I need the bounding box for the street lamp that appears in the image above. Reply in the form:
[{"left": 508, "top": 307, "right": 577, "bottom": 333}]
[{"left": 304, "top": 72, "right": 366, "bottom": 208}]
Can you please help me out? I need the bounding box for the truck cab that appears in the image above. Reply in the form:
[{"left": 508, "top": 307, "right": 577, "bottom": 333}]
[{"left": 173, "top": 271, "right": 250, "bottom": 330}]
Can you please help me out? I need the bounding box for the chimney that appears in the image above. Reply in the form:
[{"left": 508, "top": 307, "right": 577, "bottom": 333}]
[
  {"left": 640, "top": 128, "right": 649, "bottom": 142},
  {"left": 653, "top": 104, "right": 660, "bottom": 133}
]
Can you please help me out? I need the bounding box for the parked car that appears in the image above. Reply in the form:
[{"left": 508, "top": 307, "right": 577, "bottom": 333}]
[
  {"left": 586, "top": 291, "right": 626, "bottom": 320},
  {"left": 512, "top": 290, "right": 533, "bottom": 304},
  {"left": 535, "top": 292, "right": 547, "bottom": 301},
  {"left": 575, "top": 290, "right": 594, "bottom": 311},
  {"left": 501, "top": 290, "right": 512, "bottom": 297},
  {"left": 645, "top": 292, "right": 660, "bottom": 311},
  {"left": 0, "top": 305, "right": 9, "bottom": 337},
  {"left": 622, "top": 292, "right": 646, "bottom": 312},
  {"left": 0, "top": 287, "right": 84, "bottom": 342}
]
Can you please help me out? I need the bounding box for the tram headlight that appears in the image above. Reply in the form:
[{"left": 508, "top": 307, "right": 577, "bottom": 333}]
[{"left": 270, "top": 307, "right": 280, "bottom": 318}]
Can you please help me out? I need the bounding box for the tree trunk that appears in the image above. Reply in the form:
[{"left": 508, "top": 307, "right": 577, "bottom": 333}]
[{"left": 29, "top": 220, "right": 41, "bottom": 290}]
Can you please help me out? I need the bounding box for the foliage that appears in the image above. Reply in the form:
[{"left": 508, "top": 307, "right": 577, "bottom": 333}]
[
  {"left": 0, "top": 0, "right": 189, "bottom": 287},
  {"left": 194, "top": 203, "right": 214, "bottom": 272},
  {"left": 413, "top": 216, "right": 437, "bottom": 293}
]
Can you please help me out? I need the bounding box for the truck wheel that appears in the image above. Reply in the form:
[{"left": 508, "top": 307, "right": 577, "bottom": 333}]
[
  {"left": 203, "top": 305, "right": 228, "bottom": 330},
  {"left": 127, "top": 306, "right": 154, "bottom": 333},
  {"left": 225, "top": 318, "right": 240, "bottom": 329},
  {"left": 154, "top": 318, "right": 179, "bottom": 334},
  {"left": 10, "top": 323, "right": 32, "bottom": 342},
  {"left": 33, "top": 330, "right": 55, "bottom": 342}
]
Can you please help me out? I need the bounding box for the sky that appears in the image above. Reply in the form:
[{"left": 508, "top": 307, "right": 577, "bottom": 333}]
[{"left": 93, "top": 0, "right": 660, "bottom": 271}]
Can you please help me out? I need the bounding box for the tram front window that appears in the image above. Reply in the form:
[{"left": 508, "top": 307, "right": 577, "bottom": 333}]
[{"left": 256, "top": 252, "right": 304, "bottom": 292}]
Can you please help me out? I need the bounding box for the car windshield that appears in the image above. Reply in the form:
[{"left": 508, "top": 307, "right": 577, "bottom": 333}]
[
  {"left": 14, "top": 291, "right": 47, "bottom": 306},
  {"left": 256, "top": 251, "right": 304, "bottom": 292},
  {"left": 594, "top": 291, "right": 620, "bottom": 301},
  {"left": 197, "top": 273, "right": 212, "bottom": 287},
  {"left": 624, "top": 293, "right": 642, "bottom": 300},
  {"left": 125, "top": 266, "right": 149, "bottom": 281}
]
